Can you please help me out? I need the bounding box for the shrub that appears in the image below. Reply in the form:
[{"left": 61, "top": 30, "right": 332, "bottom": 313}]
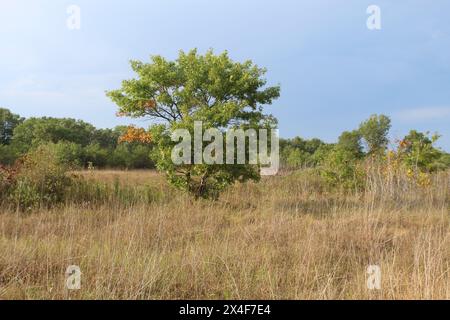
[
  {"left": 52, "top": 141, "right": 84, "bottom": 167},
  {"left": 11, "top": 145, "right": 73, "bottom": 210},
  {"left": 319, "top": 146, "right": 365, "bottom": 191},
  {"left": 0, "top": 164, "right": 17, "bottom": 203},
  {"left": 0, "top": 144, "right": 20, "bottom": 165},
  {"left": 83, "top": 143, "right": 109, "bottom": 168},
  {"left": 282, "top": 147, "right": 304, "bottom": 169},
  {"left": 398, "top": 131, "right": 447, "bottom": 172}
]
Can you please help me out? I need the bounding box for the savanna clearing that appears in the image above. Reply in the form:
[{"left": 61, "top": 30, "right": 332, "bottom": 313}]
[{"left": 0, "top": 169, "right": 448, "bottom": 300}]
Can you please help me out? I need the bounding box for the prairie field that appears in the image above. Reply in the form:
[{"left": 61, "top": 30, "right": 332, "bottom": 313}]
[{"left": 0, "top": 169, "right": 448, "bottom": 300}]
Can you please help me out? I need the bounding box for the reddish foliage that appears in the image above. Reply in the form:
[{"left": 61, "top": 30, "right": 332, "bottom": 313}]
[{"left": 0, "top": 164, "right": 19, "bottom": 191}]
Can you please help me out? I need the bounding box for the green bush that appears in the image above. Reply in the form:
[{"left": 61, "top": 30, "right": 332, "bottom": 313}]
[
  {"left": 0, "top": 144, "right": 20, "bottom": 165},
  {"left": 399, "top": 131, "right": 447, "bottom": 172},
  {"left": 11, "top": 145, "right": 73, "bottom": 210},
  {"left": 83, "top": 143, "right": 109, "bottom": 168},
  {"left": 319, "top": 146, "right": 365, "bottom": 191},
  {"left": 52, "top": 141, "right": 84, "bottom": 167}
]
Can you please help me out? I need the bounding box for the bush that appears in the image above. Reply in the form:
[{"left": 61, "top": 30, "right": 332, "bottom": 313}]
[
  {"left": 84, "top": 143, "right": 109, "bottom": 168},
  {"left": 0, "top": 164, "right": 17, "bottom": 203},
  {"left": 399, "top": 131, "right": 447, "bottom": 173},
  {"left": 0, "top": 144, "right": 20, "bottom": 165},
  {"left": 52, "top": 141, "right": 84, "bottom": 167},
  {"left": 319, "top": 146, "right": 365, "bottom": 191},
  {"left": 11, "top": 145, "right": 73, "bottom": 210},
  {"left": 108, "top": 144, "right": 153, "bottom": 169}
]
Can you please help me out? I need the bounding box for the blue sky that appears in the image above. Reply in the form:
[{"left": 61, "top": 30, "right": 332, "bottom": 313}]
[{"left": 1, "top": 0, "right": 449, "bottom": 150}]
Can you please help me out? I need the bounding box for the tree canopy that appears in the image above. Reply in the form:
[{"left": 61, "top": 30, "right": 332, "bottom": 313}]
[
  {"left": 107, "top": 49, "right": 281, "bottom": 199},
  {"left": 359, "top": 114, "right": 391, "bottom": 154},
  {"left": 12, "top": 117, "right": 96, "bottom": 152}
]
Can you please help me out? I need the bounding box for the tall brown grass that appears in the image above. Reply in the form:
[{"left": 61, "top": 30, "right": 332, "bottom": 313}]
[{"left": 0, "top": 169, "right": 448, "bottom": 299}]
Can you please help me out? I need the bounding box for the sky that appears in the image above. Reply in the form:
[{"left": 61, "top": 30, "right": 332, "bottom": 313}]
[{"left": 1, "top": 0, "right": 449, "bottom": 150}]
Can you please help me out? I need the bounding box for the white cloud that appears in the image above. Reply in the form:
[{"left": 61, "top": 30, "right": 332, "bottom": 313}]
[{"left": 395, "top": 107, "right": 450, "bottom": 122}]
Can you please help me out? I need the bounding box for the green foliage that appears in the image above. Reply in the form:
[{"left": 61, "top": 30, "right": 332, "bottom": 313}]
[
  {"left": 337, "top": 130, "right": 364, "bottom": 159},
  {"left": 108, "top": 49, "right": 280, "bottom": 199},
  {"left": 318, "top": 131, "right": 365, "bottom": 190},
  {"left": 400, "top": 130, "right": 448, "bottom": 172},
  {"left": 437, "top": 153, "right": 450, "bottom": 169},
  {"left": 11, "top": 145, "right": 73, "bottom": 210},
  {"left": 359, "top": 114, "right": 391, "bottom": 154},
  {"left": 280, "top": 137, "right": 327, "bottom": 169},
  {"left": 0, "top": 112, "right": 155, "bottom": 169},
  {"left": 109, "top": 143, "right": 153, "bottom": 169},
  {"left": 314, "top": 114, "right": 391, "bottom": 191},
  {"left": 310, "top": 144, "right": 335, "bottom": 165},
  {"left": 0, "top": 144, "right": 20, "bottom": 165},
  {"left": 319, "top": 145, "right": 365, "bottom": 191},
  {"left": 91, "top": 128, "right": 121, "bottom": 149},
  {"left": 12, "top": 117, "right": 96, "bottom": 153},
  {"left": 1, "top": 94, "right": 449, "bottom": 199},
  {"left": 84, "top": 143, "right": 109, "bottom": 168},
  {"left": 282, "top": 147, "right": 304, "bottom": 168},
  {"left": 0, "top": 108, "right": 23, "bottom": 145},
  {"left": 128, "top": 144, "right": 154, "bottom": 169},
  {"left": 52, "top": 142, "right": 84, "bottom": 167}
]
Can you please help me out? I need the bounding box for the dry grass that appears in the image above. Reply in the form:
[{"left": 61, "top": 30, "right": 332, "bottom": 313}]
[{"left": 0, "top": 170, "right": 449, "bottom": 300}]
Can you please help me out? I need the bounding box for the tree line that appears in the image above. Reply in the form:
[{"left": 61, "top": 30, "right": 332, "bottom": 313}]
[
  {"left": 281, "top": 115, "right": 450, "bottom": 171},
  {"left": 280, "top": 114, "right": 450, "bottom": 190},
  {"left": 0, "top": 108, "right": 154, "bottom": 169},
  {"left": 1, "top": 107, "right": 449, "bottom": 176}
]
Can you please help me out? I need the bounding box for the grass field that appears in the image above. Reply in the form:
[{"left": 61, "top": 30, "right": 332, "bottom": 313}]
[{"left": 0, "top": 170, "right": 449, "bottom": 299}]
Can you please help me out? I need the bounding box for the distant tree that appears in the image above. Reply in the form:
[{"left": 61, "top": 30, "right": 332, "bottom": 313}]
[
  {"left": 108, "top": 144, "right": 130, "bottom": 169},
  {"left": 359, "top": 114, "right": 391, "bottom": 155},
  {"left": 288, "top": 137, "right": 306, "bottom": 150},
  {"left": 107, "top": 49, "right": 280, "bottom": 199},
  {"left": 311, "top": 143, "right": 335, "bottom": 165},
  {"left": 84, "top": 143, "right": 109, "bottom": 168},
  {"left": 51, "top": 142, "right": 84, "bottom": 167},
  {"left": 92, "top": 128, "right": 121, "bottom": 149},
  {"left": 304, "top": 138, "right": 325, "bottom": 155},
  {"left": 0, "top": 108, "right": 23, "bottom": 145},
  {"left": 281, "top": 147, "right": 304, "bottom": 168},
  {"left": 12, "top": 117, "right": 96, "bottom": 152},
  {"left": 337, "top": 130, "right": 363, "bottom": 159},
  {"left": 128, "top": 144, "right": 154, "bottom": 169},
  {"left": 279, "top": 137, "right": 327, "bottom": 169},
  {"left": 399, "top": 130, "right": 446, "bottom": 172},
  {"left": 0, "top": 144, "right": 19, "bottom": 165}
]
